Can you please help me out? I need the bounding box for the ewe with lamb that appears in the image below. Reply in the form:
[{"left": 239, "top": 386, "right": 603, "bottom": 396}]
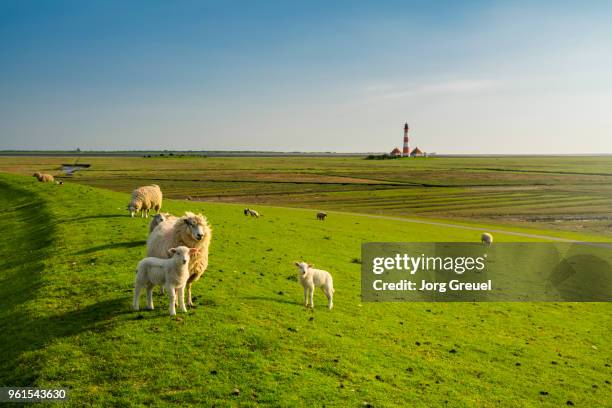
[{"left": 147, "top": 211, "right": 212, "bottom": 307}]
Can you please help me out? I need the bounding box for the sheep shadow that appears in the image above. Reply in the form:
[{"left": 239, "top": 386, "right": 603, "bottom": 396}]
[
  {"left": 75, "top": 240, "right": 147, "bottom": 255},
  {"left": 67, "top": 214, "right": 127, "bottom": 222},
  {"left": 241, "top": 295, "right": 300, "bottom": 306}
]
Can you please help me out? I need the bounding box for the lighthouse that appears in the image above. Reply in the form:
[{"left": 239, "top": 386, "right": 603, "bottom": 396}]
[{"left": 402, "top": 123, "right": 410, "bottom": 156}]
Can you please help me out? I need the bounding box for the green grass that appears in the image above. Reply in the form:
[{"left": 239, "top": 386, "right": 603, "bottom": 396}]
[
  {"left": 0, "top": 172, "right": 610, "bottom": 407},
  {"left": 1, "top": 155, "right": 610, "bottom": 235}
]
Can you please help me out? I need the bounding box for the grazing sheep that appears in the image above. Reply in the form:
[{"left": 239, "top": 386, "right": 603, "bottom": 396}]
[
  {"left": 133, "top": 246, "right": 199, "bottom": 315},
  {"left": 481, "top": 232, "right": 493, "bottom": 245},
  {"left": 148, "top": 212, "right": 175, "bottom": 234},
  {"left": 245, "top": 208, "right": 260, "bottom": 218},
  {"left": 294, "top": 261, "right": 334, "bottom": 310},
  {"left": 147, "top": 212, "right": 212, "bottom": 307},
  {"left": 32, "top": 172, "right": 54, "bottom": 183},
  {"left": 127, "top": 184, "right": 163, "bottom": 218},
  {"left": 316, "top": 212, "right": 327, "bottom": 221}
]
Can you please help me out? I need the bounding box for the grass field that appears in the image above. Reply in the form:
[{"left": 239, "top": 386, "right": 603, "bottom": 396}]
[
  {"left": 0, "top": 172, "right": 610, "bottom": 406},
  {"left": 1, "top": 155, "right": 610, "bottom": 236}
]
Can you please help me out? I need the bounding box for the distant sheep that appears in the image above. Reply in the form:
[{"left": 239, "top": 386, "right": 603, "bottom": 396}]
[
  {"left": 147, "top": 212, "right": 212, "bottom": 307},
  {"left": 244, "top": 208, "right": 260, "bottom": 218},
  {"left": 148, "top": 212, "right": 175, "bottom": 234},
  {"left": 294, "top": 261, "right": 334, "bottom": 310},
  {"left": 32, "top": 172, "right": 54, "bottom": 183},
  {"left": 127, "top": 184, "right": 163, "bottom": 218},
  {"left": 133, "top": 246, "right": 199, "bottom": 315},
  {"left": 481, "top": 232, "right": 493, "bottom": 245},
  {"left": 316, "top": 212, "right": 327, "bottom": 221}
]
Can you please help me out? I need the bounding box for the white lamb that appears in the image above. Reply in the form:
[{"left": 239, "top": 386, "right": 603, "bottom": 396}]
[
  {"left": 481, "top": 232, "right": 493, "bottom": 245},
  {"left": 133, "top": 246, "right": 199, "bottom": 315},
  {"left": 149, "top": 212, "right": 175, "bottom": 234},
  {"left": 294, "top": 261, "right": 335, "bottom": 310}
]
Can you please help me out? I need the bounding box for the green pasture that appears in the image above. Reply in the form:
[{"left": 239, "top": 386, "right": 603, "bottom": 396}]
[
  {"left": 0, "top": 172, "right": 610, "bottom": 406},
  {"left": 0, "top": 155, "right": 610, "bottom": 235}
]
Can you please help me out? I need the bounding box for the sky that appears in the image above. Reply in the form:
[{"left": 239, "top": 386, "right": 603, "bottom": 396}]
[{"left": 1, "top": 0, "right": 611, "bottom": 154}]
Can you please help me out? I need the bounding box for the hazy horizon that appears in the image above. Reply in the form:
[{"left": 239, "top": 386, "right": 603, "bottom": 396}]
[{"left": 1, "top": 1, "right": 611, "bottom": 154}]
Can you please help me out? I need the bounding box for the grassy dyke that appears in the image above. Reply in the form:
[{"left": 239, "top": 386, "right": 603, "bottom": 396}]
[{"left": 0, "top": 172, "right": 610, "bottom": 407}]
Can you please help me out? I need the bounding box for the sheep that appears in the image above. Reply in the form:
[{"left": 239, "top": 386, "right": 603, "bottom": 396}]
[
  {"left": 148, "top": 212, "right": 177, "bottom": 295},
  {"left": 127, "top": 184, "right": 163, "bottom": 218},
  {"left": 133, "top": 246, "right": 199, "bottom": 315},
  {"left": 245, "top": 208, "right": 260, "bottom": 218},
  {"left": 294, "top": 261, "right": 335, "bottom": 310},
  {"left": 316, "top": 212, "right": 327, "bottom": 221},
  {"left": 32, "top": 172, "right": 54, "bottom": 183},
  {"left": 148, "top": 212, "right": 175, "bottom": 234},
  {"left": 481, "top": 232, "right": 493, "bottom": 245},
  {"left": 147, "top": 211, "right": 212, "bottom": 307}
]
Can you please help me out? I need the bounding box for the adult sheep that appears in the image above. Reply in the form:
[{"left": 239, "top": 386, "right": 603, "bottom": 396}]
[
  {"left": 481, "top": 232, "right": 493, "bottom": 245},
  {"left": 128, "top": 184, "right": 162, "bottom": 218},
  {"left": 33, "top": 172, "right": 54, "bottom": 183},
  {"left": 146, "top": 211, "right": 212, "bottom": 307}
]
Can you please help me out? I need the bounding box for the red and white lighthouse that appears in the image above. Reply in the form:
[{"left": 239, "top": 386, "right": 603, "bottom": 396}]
[{"left": 402, "top": 123, "right": 410, "bottom": 156}]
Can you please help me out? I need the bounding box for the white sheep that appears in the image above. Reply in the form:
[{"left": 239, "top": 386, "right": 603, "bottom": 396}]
[
  {"left": 33, "top": 172, "right": 54, "bottom": 183},
  {"left": 246, "top": 209, "right": 260, "bottom": 218},
  {"left": 147, "top": 212, "right": 212, "bottom": 307},
  {"left": 133, "top": 246, "right": 199, "bottom": 315},
  {"left": 481, "top": 232, "right": 493, "bottom": 245},
  {"left": 148, "top": 212, "right": 175, "bottom": 234},
  {"left": 127, "top": 184, "right": 163, "bottom": 218},
  {"left": 148, "top": 212, "right": 177, "bottom": 295},
  {"left": 294, "top": 262, "right": 335, "bottom": 310}
]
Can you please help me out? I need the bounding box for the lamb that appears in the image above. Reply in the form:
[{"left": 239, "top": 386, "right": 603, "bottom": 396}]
[
  {"left": 147, "top": 211, "right": 212, "bottom": 307},
  {"left": 294, "top": 261, "right": 335, "bottom": 310},
  {"left": 32, "top": 172, "right": 55, "bottom": 183},
  {"left": 127, "top": 184, "right": 163, "bottom": 218},
  {"left": 316, "top": 212, "right": 327, "bottom": 221},
  {"left": 148, "top": 212, "right": 175, "bottom": 234},
  {"left": 133, "top": 246, "right": 199, "bottom": 315},
  {"left": 481, "top": 232, "right": 493, "bottom": 245}
]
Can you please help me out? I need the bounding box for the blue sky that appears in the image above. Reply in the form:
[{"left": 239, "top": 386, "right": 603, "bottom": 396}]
[{"left": 1, "top": 0, "right": 611, "bottom": 153}]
